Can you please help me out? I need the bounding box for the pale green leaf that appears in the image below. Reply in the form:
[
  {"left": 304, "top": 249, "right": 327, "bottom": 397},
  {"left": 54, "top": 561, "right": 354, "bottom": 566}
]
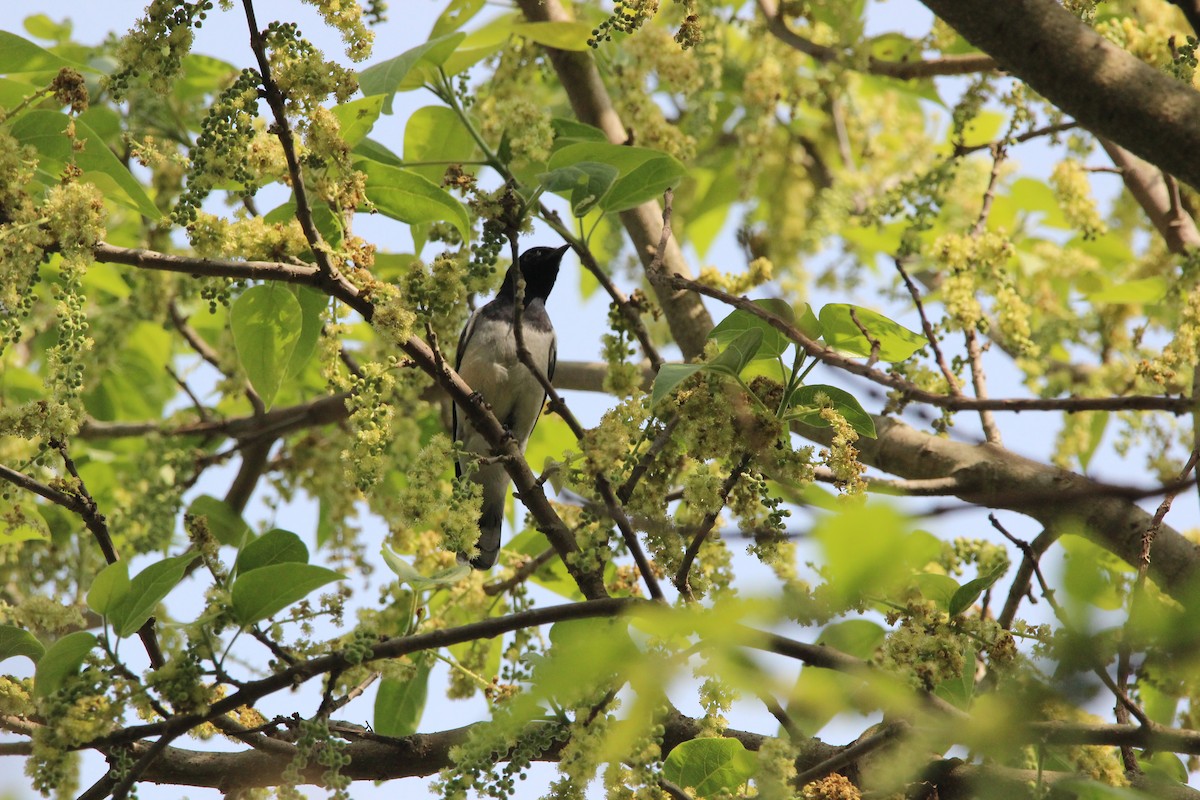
[
  {"left": 187, "top": 495, "right": 253, "bottom": 547},
  {"left": 512, "top": 21, "right": 592, "bottom": 51},
  {"left": 230, "top": 283, "right": 303, "bottom": 409}
]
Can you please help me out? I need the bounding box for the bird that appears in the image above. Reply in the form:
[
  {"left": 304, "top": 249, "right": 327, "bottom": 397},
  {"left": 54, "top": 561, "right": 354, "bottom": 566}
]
[{"left": 452, "top": 243, "right": 570, "bottom": 569}]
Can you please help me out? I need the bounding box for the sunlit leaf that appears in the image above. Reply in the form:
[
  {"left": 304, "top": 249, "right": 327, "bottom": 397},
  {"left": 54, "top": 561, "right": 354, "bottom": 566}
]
[
  {"left": 331, "top": 94, "right": 385, "bottom": 147},
  {"left": 949, "top": 565, "right": 1006, "bottom": 617},
  {"left": 512, "top": 21, "right": 592, "bottom": 51},
  {"left": 650, "top": 363, "right": 704, "bottom": 406},
  {"left": 9, "top": 110, "right": 159, "bottom": 218},
  {"left": 403, "top": 105, "right": 478, "bottom": 182},
  {"left": 708, "top": 300, "right": 794, "bottom": 360},
  {"left": 0, "top": 30, "right": 92, "bottom": 74},
  {"left": 358, "top": 33, "right": 466, "bottom": 111},
  {"left": 230, "top": 283, "right": 303, "bottom": 409},
  {"left": 818, "top": 304, "right": 924, "bottom": 362}
]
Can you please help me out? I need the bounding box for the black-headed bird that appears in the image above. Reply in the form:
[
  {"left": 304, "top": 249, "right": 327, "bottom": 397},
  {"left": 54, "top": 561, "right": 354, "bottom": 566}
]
[{"left": 453, "top": 244, "right": 570, "bottom": 569}]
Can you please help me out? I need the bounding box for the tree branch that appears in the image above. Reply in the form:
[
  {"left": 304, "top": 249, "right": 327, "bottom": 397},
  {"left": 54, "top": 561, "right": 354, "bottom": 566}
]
[{"left": 921, "top": 0, "right": 1200, "bottom": 189}]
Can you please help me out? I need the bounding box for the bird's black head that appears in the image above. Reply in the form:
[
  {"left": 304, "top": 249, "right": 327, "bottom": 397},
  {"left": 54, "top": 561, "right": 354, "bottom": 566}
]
[{"left": 499, "top": 243, "right": 570, "bottom": 304}]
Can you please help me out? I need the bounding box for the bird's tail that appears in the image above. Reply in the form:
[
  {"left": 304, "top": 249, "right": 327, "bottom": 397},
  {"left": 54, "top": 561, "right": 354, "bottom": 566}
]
[{"left": 466, "top": 504, "right": 503, "bottom": 570}]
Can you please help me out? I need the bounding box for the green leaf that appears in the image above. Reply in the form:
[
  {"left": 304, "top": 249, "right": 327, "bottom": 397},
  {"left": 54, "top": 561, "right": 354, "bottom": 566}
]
[
  {"left": 108, "top": 552, "right": 199, "bottom": 638},
  {"left": 86, "top": 560, "right": 130, "bottom": 616},
  {"left": 230, "top": 283, "right": 304, "bottom": 410},
  {"left": 231, "top": 563, "right": 345, "bottom": 626},
  {"left": 235, "top": 528, "right": 309, "bottom": 575},
  {"left": 818, "top": 304, "right": 924, "bottom": 362},
  {"left": 354, "top": 136, "right": 403, "bottom": 167},
  {"left": 511, "top": 21, "right": 593, "bottom": 51},
  {"left": 286, "top": 287, "right": 325, "bottom": 378},
  {"left": 24, "top": 15, "right": 73, "bottom": 44},
  {"left": 0, "top": 624, "right": 45, "bottom": 665},
  {"left": 546, "top": 137, "right": 690, "bottom": 214},
  {"left": 187, "top": 495, "right": 253, "bottom": 547},
  {"left": 538, "top": 162, "right": 619, "bottom": 217},
  {"left": 0, "top": 30, "right": 92, "bottom": 74},
  {"left": 785, "top": 384, "right": 877, "bottom": 439},
  {"left": 374, "top": 655, "right": 432, "bottom": 737},
  {"left": 814, "top": 504, "right": 935, "bottom": 609},
  {"left": 911, "top": 572, "right": 961, "bottom": 611},
  {"left": 403, "top": 105, "right": 478, "bottom": 182},
  {"left": 1053, "top": 779, "right": 1155, "bottom": 800},
  {"left": 948, "top": 565, "right": 1005, "bottom": 617},
  {"left": 358, "top": 33, "right": 466, "bottom": 111},
  {"left": 707, "top": 328, "right": 764, "bottom": 377},
  {"left": 817, "top": 619, "right": 885, "bottom": 658},
  {"left": 662, "top": 738, "right": 757, "bottom": 797},
  {"left": 601, "top": 154, "right": 688, "bottom": 212},
  {"left": 797, "top": 303, "right": 822, "bottom": 340},
  {"left": 358, "top": 158, "right": 471, "bottom": 242},
  {"left": 1087, "top": 276, "right": 1167, "bottom": 305},
  {"left": 34, "top": 631, "right": 96, "bottom": 698},
  {"left": 331, "top": 94, "right": 385, "bottom": 147},
  {"left": 550, "top": 118, "right": 609, "bottom": 148},
  {"left": 8, "top": 110, "right": 159, "bottom": 218},
  {"left": 431, "top": 0, "right": 487, "bottom": 37},
  {"left": 708, "top": 300, "right": 794, "bottom": 361}
]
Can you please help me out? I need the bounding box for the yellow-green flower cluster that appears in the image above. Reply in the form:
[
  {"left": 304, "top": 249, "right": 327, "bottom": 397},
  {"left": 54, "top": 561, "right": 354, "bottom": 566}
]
[
  {"left": 108, "top": 0, "right": 211, "bottom": 98},
  {"left": 341, "top": 360, "right": 397, "bottom": 491},
  {"left": 819, "top": 406, "right": 865, "bottom": 495},
  {"left": 931, "top": 230, "right": 1014, "bottom": 333},
  {"left": 265, "top": 22, "right": 358, "bottom": 114},
  {"left": 1050, "top": 159, "right": 1107, "bottom": 241},
  {"left": 303, "top": 0, "right": 374, "bottom": 61},
  {"left": 477, "top": 95, "right": 555, "bottom": 168},
  {"left": 697, "top": 256, "right": 774, "bottom": 295}
]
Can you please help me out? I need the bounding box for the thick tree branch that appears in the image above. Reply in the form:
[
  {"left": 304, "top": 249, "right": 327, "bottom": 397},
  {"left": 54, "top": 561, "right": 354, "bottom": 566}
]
[
  {"left": 921, "top": 0, "right": 1200, "bottom": 189},
  {"left": 757, "top": 0, "right": 997, "bottom": 78}
]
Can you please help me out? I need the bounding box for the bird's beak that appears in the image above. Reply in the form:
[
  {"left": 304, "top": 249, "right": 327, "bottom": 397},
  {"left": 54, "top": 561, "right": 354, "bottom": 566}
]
[{"left": 555, "top": 244, "right": 572, "bottom": 258}]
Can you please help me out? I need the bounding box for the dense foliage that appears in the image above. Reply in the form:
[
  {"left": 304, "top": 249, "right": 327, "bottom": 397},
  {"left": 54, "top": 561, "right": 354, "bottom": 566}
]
[{"left": 4, "top": 0, "right": 1200, "bottom": 798}]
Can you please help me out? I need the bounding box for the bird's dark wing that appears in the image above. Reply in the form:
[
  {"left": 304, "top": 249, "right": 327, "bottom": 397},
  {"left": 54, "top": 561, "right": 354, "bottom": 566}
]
[{"left": 452, "top": 308, "right": 483, "bottom": 481}]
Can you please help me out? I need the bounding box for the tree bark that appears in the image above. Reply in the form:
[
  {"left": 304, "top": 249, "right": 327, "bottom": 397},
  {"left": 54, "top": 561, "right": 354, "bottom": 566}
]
[{"left": 922, "top": 0, "right": 1200, "bottom": 189}]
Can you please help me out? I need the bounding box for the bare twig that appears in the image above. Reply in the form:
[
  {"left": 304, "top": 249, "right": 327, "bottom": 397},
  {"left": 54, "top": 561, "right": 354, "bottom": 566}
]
[
  {"left": 894, "top": 257, "right": 961, "bottom": 395},
  {"left": 757, "top": 0, "right": 997, "bottom": 78}
]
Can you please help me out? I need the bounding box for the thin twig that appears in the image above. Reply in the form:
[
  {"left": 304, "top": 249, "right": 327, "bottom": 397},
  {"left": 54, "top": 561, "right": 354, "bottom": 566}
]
[{"left": 894, "top": 257, "right": 961, "bottom": 394}]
